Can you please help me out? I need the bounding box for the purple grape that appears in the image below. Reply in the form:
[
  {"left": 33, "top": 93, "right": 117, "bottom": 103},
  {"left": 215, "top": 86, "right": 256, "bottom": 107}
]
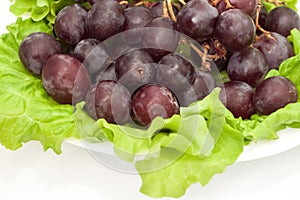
[
  {"left": 219, "top": 81, "right": 255, "bottom": 119},
  {"left": 254, "top": 32, "right": 294, "bottom": 70},
  {"left": 123, "top": 6, "right": 153, "bottom": 44},
  {"left": 253, "top": 76, "right": 298, "bottom": 115},
  {"left": 131, "top": 83, "right": 180, "bottom": 126},
  {"left": 176, "top": 0, "right": 218, "bottom": 42},
  {"left": 73, "top": 39, "right": 109, "bottom": 82},
  {"left": 96, "top": 63, "right": 117, "bottom": 82},
  {"left": 216, "top": 0, "right": 258, "bottom": 18},
  {"left": 157, "top": 53, "right": 195, "bottom": 92},
  {"left": 19, "top": 32, "right": 62, "bottom": 75},
  {"left": 42, "top": 54, "right": 91, "bottom": 104},
  {"left": 124, "top": 6, "right": 153, "bottom": 30},
  {"left": 178, "top": 71, "right": 216, "bottom": 106},
  {"left": 258, "top": 5, "right": 267, "bottom": 28},
  {"left": 74, "top": 38, "right": 101, "bottom": 62},
  {"left": 85, "top": 80, "right": 131, "bottom": 124},
  {"left": 215, "top": 9, "right": 256, "bottom": 51},
  {"left": 54, "top": 4, "right": 87, "bottom": 45},
  {"left": 143, "top": 16, "right": 178, "bottom": 61},
  {"left": 85, "top": 1, "right": 125, "bottom": 41},
  {"left": 265, "top": 6, "right": 300, "bottom": 37},
  {"left": 227, "top": 47, "right": 269, "bottom": 87},
  {"left": 115, "top": 49, "right": 156, "bottom": 91}
]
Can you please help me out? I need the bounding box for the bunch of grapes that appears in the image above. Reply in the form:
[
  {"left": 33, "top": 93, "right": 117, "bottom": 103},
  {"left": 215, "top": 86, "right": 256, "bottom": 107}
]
[{"left": 18, "top": 0, "right": 300, "bottom": 126}]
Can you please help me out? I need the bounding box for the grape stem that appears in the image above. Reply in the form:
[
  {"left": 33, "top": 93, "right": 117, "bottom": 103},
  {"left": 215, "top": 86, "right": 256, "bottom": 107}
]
[
  {"left": 189, "top": 42, "right": 211, "bottom": 72},
  {"left": 224, "top": 0, "right": 234, "bottom": 9},
  {"left": 135, "top": 1, "right": 153, "bottom": 7},
  {"left": 264, "top": 0, "right": 286, "bottom": 6},
  {"left": 162, "top": 0, "right": 170, "bottom": 18},
  {"left": 209, "top": 0, "right": 233, "bottom": 9},
  {"left": 166, "top": 0, "right": 177, "bottom": 22},
  {"left": 178, "top": 0, "right": 186, "bottom": 5},
  {"left": 209, "top": 0, "right": 221, "bottom": 6},
  {"left": 119, "top": 1, "right": 129, "bottom": 5},
  {"left": 255, "top": 0, "right": 275, "bottom": 41}
]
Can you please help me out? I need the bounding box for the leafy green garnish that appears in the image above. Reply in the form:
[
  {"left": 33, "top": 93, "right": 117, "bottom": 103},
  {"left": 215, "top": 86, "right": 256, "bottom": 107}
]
[
  {"left": 263, "top": 0, "right": 298, "bottom": 12},
  {"left": 9, "top": 0, "right": 75, "bottom": 25},
  {"left": 0, "top": 18, "right": 78, "bottom": 154}
]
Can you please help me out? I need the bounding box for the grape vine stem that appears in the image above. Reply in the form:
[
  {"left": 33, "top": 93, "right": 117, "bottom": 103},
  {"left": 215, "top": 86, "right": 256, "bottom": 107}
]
[
  {"left": 189, "top": 42, "right": 211, "bottom": 72},
  {"left": 256, "top": 0, "right": 275, "bottom": 40},
  {"left": 178, "top": 0, "right": 186, "bottom": 5},
  {"left": 264, "top": 0, "right": 286, "bottom": 6},
  {"left": 167, "top": 0, "right": 177, "bottom": 22},
  {"left": 119, "top": 1, "right": 128, "bottom": 6}
]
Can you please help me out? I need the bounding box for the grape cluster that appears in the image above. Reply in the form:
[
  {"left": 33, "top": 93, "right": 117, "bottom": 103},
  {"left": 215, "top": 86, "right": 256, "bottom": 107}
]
[{"left": 19, "top": 0, "right": 300, "bottom": 126}]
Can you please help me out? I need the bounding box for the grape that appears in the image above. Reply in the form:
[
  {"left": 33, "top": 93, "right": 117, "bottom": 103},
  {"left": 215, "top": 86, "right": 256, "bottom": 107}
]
[
  {"left": 85, "top": 1, "right": 125, "bottom": 41},
  {"left": 258, "top": 5, "right": 267, "bottom": 28},
  {"left": 123, "top": 6, "right": 153, "bottom": 44},
  {"left": 219, "top": 81, "right": 255, "bottom": 119},
  {"left": 176, "top": 0, "right": 218, "bottom": 42},
  {"left": 265, "top": 6, "right": 300, "bottom": 37},
  {"left": 54, "top": 4, "right": 87, "bottom": 45},
  {"left": 215, "top": 0, "right": 258, "bottom": 18},
  {"left": 85, "top": 80, "right": 131, "bottom": 124},
  {"left": 157, "top": 53, "right": 195, "bottom": 92},
  {"left": 96, "top": 63, "right": 117, "bottom": 82},
  {"left": 215, "top": 9, "right": 256, "bottom": 51},
  {"left": 254, "top": 76, "right": 298, "bottom": 115},
  {"left": 115, "top": 49, "right": 156, "bottom": 91},
  {"left": 73, "top": 39, "right": 109, "bottom": 82},
  {"left": 143, "top": 16, "right": 178, "bottom": 61},
  {"left": 42, "top": 54, "right": 91, "bottom": 104},
  {"left": 88, "top": 0, "right": 95, "bottom": 5},
  {"left": 150, "top": 1, "right": 179, "bottom": 17},
  {"left": 227, "top": 47, "right": 269, "bottom": 87},
  {"left": 74, "top": 38, "right": 100, "bottom": 62},
  {"left": 131, "top": 83, "right": 180, "bottom": 126},
  {"left": 19, "top": 32, "right": 62, "bottom": 75},
  {"left": 178, "top": 70, "right": 215, "bottom": 107},
  {"left": 124, "top": 6, "right": 153, "bottom": 30},
  {"left": 254, "top": 32, "right": 294, "bottom": 70}
]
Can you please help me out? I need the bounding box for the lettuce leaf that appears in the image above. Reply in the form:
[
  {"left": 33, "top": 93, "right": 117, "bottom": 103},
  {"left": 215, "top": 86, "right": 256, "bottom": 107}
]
[
  {"left": 74, "top": 89, "right": 244, "bottom": 198},
  {"left": 239, "top": 28, "right": 300, "bottom": 141},
  {"left": 136, "top": 123, "right": 243, "bottom": 198},
  {"left": 9, "top": 0, "right": 75, "bottom": 24},
  {"left": 0, "top": 18, "right": 78, "bottom": 154},
  {"left": 263, "top": 0, "right": 298, "bottom": 12}
]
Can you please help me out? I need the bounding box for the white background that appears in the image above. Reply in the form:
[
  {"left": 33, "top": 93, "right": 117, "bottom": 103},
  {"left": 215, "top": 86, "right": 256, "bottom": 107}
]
[{"left": 0, "top": 1, "right": 300, "bottom": 200}]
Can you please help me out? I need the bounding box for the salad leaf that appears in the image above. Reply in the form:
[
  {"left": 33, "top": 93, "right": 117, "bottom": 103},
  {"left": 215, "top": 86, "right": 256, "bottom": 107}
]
[
  {"left": 0, "top": 18, "right": 78, "bottom": 154},
  {"left": 263, "top": 0, "right": 298, "bottom": 12},
  {"left": 136, "top": 120, "right": 243, "bottom": 198},
  {"left": 238, "top": 29, "right": 300, "bottom": 141},
  {"left": 288, "top": 29, "right": 300, "bottom": 55},
  {"left": 10, "top": 0, "right": 75, "bottom": 25},
  {"left": 74, "top": 89, "right": 244, "bottom": 198},
  {"left": 74, "top": 89, "right": 229, "bottom": 162}
]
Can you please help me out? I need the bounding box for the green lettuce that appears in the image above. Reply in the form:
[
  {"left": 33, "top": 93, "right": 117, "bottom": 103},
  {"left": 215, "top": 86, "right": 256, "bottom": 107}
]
[
  {"left": 9, "top": 0, "right": 76, "bottom": 25},
  {"left": 74, "top": 89, "right": 244, "bottom": 198},
  {"left": 0, "top": 18, "right": 78, "bottom": 154},
  {"left": 263, "top": 0, "right": 298, "bottom": 12}
]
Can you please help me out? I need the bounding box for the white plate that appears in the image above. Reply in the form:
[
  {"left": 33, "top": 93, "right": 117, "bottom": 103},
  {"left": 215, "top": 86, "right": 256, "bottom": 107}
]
[{"left": 1, "top": 1, "right": 300, "bottom": 163}]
